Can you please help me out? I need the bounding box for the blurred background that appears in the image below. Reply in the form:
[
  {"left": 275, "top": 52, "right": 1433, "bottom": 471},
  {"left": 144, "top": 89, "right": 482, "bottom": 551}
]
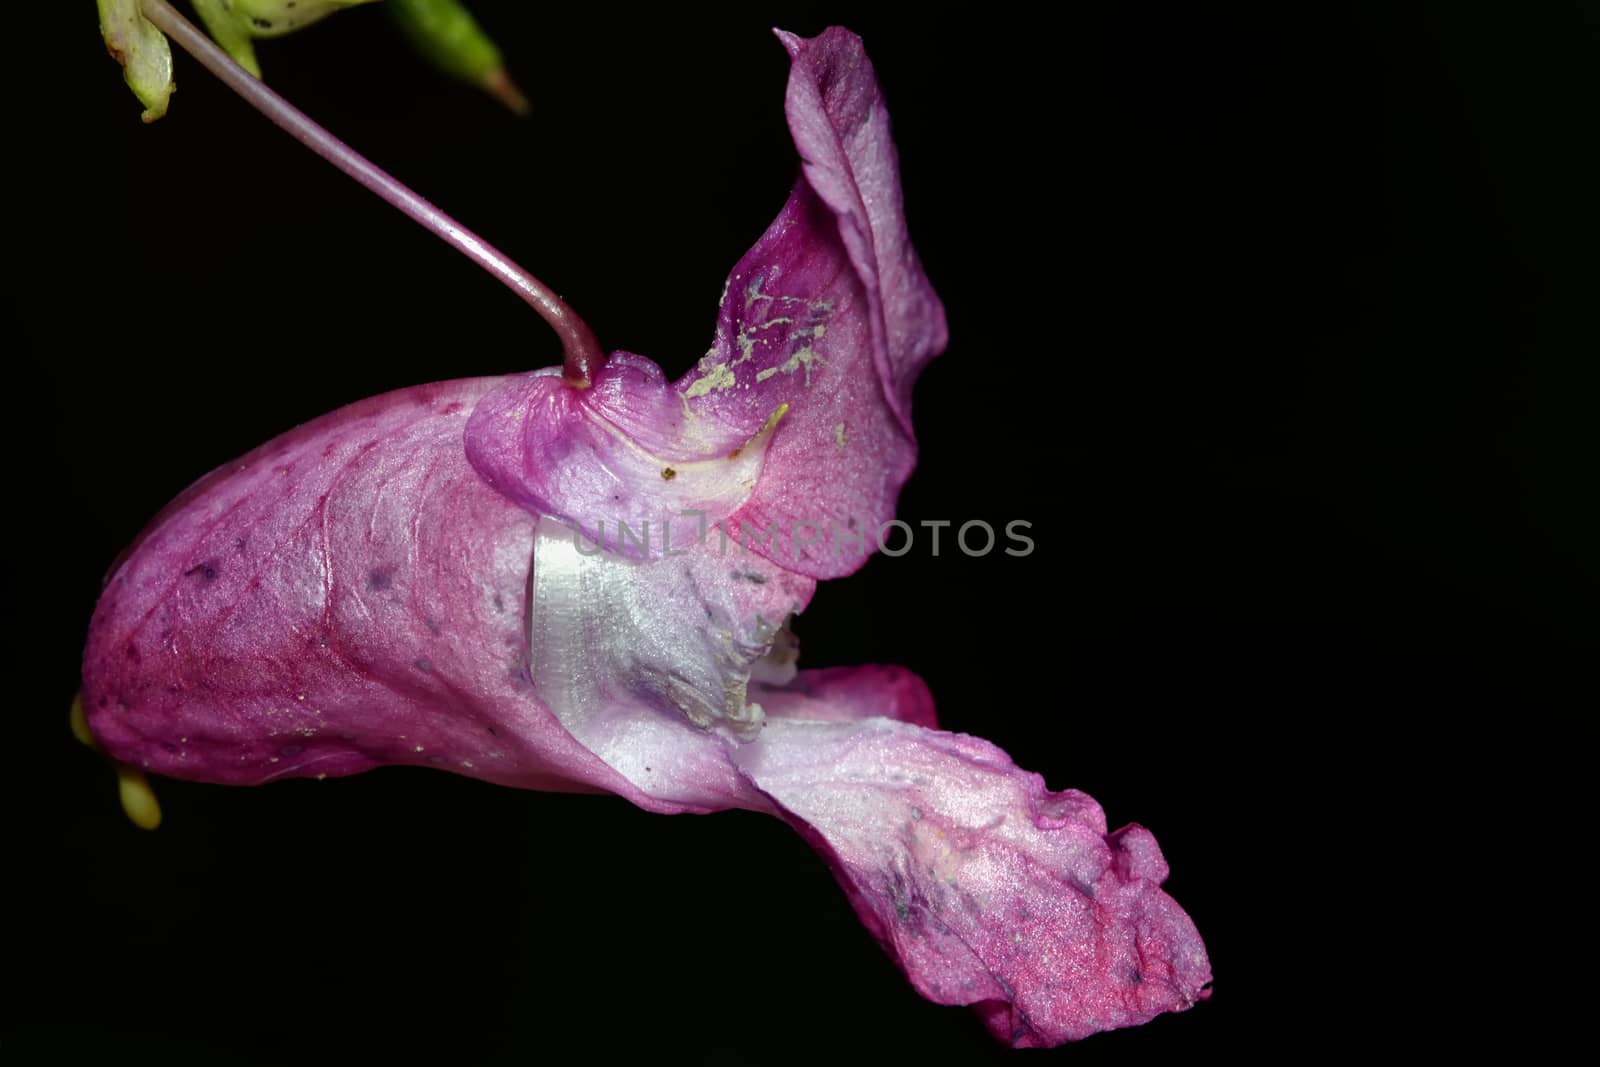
[{"left": 8, "top": 2, "right": 1596, "bottom": 1062}]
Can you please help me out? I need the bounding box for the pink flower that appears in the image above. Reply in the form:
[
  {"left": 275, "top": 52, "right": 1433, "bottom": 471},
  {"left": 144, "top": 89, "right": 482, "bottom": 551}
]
[{"left": 81, "top": 26, "right": 1210, "bottom": 1047}]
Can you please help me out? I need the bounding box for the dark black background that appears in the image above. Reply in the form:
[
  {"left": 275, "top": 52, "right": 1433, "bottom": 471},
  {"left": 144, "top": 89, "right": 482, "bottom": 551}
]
[{"left": 9, "top": 2, "right": 1595, "bottom": 1062}]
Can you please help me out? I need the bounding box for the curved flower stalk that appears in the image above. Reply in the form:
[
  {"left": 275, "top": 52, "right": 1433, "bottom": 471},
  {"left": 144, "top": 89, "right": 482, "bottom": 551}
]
[{"left": 80, "top": 25, "right": 1211, "bottom": 1047}]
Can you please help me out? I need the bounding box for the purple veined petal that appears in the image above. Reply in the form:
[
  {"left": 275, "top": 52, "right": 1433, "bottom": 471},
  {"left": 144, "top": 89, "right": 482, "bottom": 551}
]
[
  {"left": 757, "top": 663, "right": 941, "bottom": 730},
  {"left": 464, "top": 355, "right": 789, "bottom": 564},
  {"left": 82, "top": 383, "right": 1211, "bottom": 1047},
  {"left": 83, "top": 379, "right": 629, "bottom": 798},
  {"left": 727, "top": 713, "right": 1214, "bottom": 1047},
  {"left": 772, "top": 26, "right": 948, "bottom": 434},
  {"left": 82, "top": 386, "right": 806, "bottom": 816},
  {"left": 465, "top": 27, "right": 948, "bottom": 578}
]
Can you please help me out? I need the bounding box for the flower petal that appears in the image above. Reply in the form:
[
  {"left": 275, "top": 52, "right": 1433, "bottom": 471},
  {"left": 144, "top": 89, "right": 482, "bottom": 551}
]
[
  {"left": 83, "top": 379, "right": 629, "bottom": 797},
  {"left": 771, "top": 26, "right": 948, "bottom": 433},
  {"left": 757, "top": 664, "right": 940, "bottom": 730},
  {"left": 464, "top": 27, "right": 947, "bottom": 578},
  {"left": 83, "top": 396, "right": 1208, "bottom": 1047},
  {"left": 464, "top": 356, "right": 783, "bottom": 564},
  {"left": 729, "top": 715, "right": 1213, "bottom": 1046},
  {"left": 525, "top": 517, "right": 814, "bottom": 801}
]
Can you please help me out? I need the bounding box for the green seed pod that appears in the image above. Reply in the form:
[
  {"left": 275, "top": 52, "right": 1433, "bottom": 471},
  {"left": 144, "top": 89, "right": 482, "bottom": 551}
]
[
  {"left": 388, "top": 0, "right": 529, "bottom": 114},
  {"left": 97, "top": 0, "right": 174, "bottom": 122}
]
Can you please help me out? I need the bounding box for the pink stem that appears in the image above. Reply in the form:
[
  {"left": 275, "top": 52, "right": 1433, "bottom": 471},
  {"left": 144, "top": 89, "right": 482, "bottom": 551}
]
[{"left": 138, "top": 0, "right": 605, "bottom": 387}]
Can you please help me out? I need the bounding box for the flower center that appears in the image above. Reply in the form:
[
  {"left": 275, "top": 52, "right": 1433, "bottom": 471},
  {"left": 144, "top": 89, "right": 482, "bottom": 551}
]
[{"left": 525, "top": 518, "right": 815, "bottom": 750}]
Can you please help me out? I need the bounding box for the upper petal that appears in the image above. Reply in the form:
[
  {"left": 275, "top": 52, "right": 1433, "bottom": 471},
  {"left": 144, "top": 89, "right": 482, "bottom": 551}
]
[
  {"left": 464, "top": 27, "right": 947, "bottom": 578},
  {"left": 774, "top": 26, "right": 948, "bottom": 432}
]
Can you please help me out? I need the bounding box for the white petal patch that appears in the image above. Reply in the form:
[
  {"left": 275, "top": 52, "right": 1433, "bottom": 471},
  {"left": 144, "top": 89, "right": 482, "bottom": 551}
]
[{"left": 527, "top": 519, "right": 814, "bottom": 774}]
